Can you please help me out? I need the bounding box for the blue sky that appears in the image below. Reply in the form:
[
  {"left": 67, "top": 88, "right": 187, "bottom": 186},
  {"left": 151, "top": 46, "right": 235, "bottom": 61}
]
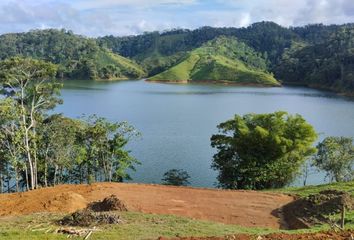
[{"left": 1, "top": 0, "right": 354, "bottom": 36}]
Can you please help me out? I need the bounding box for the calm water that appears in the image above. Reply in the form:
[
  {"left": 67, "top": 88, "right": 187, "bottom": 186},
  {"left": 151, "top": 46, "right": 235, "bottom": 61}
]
[{"left": 56, "top": 80, "right": 354, "bottom": 187}]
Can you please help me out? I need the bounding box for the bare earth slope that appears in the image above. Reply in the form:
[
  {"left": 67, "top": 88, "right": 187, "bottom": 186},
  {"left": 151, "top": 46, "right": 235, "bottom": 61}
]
[{"left": 0, "top": 183, "right": 293, "bottom": 229}]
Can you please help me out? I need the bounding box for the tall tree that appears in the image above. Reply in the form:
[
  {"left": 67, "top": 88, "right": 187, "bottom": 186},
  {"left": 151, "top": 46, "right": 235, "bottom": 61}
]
[
  {"left": 0, "top": 57, "right": 61, "bottom": 190},
  {"left": 211, "top": 111, "right": 317, "bottom": 190}
]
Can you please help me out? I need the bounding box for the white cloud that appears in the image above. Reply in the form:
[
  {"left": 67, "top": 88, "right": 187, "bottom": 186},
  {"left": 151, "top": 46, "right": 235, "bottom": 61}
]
[
  {"left": 0, "top": 0, "right": 353, "bottom": 36},
  {"left": 70, "top": 0, "right": 198, "bottom": 10}
]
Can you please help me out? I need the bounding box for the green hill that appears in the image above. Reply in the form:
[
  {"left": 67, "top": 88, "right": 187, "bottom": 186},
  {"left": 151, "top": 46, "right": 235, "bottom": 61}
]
[
  {"left": 148, "top": 37, "right": 280, "bottom": 86},
  {"left": 275, "top": 26, "right": 354, "bottom": 94},
  {"left": 0, "top": 29, "right": 146, "bottom": 80}
]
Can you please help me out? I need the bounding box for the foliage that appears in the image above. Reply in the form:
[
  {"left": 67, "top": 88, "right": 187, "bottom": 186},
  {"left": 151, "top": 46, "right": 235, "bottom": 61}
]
[
  {"left": 275, "top": 26, "right": 354, "bottom": 94},
  {"left": 276, "top": 181, "right": 354, "bottom": 198},
  {"left": 313, "top": 136, "right": 354, "bottom": 183},
  {"left": 0, "top": 29, "right": 146, "bottom": 80},
  {"left": 76, "top": 115, "right": 140, "bottom": 183},
  {"left": 148, "top": 36, "right": 279, "bottom": 86},
  {"left": 211, "top": 111, "right": 317, "bottom": 190},
  {"left": 98, "top": 22, "right": 354, "bottom": 94},
  {"left": 0, "top": 57, "right": 140, "bottom": 192},
  {"left": 0, "top": 57, "right": 61, "bottom": 190},
  {"left": 161, "top": 169, "right": 191, "bottom": 186},
  {"left": 1, "top": 23, "right": 354, "bottom": 92}
]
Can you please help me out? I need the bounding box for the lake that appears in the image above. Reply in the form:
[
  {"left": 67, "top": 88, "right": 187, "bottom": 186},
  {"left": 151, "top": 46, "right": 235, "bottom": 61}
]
[{"left": 56, "top": 80, "right": 354, "bottom": 187}]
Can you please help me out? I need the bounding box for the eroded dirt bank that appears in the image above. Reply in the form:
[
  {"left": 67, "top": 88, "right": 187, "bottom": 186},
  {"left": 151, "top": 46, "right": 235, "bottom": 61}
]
[{"left": 0, "top": 183, "right": 293, "bottom": 229}]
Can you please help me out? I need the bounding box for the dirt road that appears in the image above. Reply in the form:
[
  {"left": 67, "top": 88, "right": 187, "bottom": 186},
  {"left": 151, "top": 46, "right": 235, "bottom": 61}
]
[{"left": 0, "top": 183, "right": 293, "bottom": 229}]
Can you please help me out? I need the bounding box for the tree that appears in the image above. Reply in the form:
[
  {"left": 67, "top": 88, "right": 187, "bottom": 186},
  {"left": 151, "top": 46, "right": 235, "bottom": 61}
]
[
  {"left": 79, "top": 115, "right": 140, "bottom": 184},
  {"left": 161, "top": 169, "right": 191, "bottom": 186},
  {"left": 0, "top": 57, "right": 61, "bottom": 190},
  {"left": 38, "top": 114, "right": 81, "bottom": 186},
  {"left": 313, "top": 136, "right": 354, "bottom": 182},
  {"left": 211, "top": 111, "right": 317, "bottom": 190},
  {"left": 0, "top": 98, "right": 23, "bottom": 192}
]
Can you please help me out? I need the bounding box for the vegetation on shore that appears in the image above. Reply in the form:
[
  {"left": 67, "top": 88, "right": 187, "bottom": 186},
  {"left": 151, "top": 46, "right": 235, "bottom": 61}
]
[
  {"left": 211, "top": 112, "right": 317, "bottom": 190},
  {"left": 0, "top": 57, "right": 140, "bottom": 192}
]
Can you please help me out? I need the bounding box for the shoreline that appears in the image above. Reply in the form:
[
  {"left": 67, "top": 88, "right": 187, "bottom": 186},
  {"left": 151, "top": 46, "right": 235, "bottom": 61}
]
[{"left": 146, "top": 79, "right": 282, "bottom": 88}]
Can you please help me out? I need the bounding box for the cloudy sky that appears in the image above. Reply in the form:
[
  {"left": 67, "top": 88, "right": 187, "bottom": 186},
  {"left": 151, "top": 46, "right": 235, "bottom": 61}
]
[{"left": 1, "top": 0, "right": 354, "bottom": 36}]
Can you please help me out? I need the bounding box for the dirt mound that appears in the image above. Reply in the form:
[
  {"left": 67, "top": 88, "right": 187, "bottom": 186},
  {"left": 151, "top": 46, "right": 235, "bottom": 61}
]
[
  {"left": 59, "top": 209, "right": 122, "bottom": 227},
  {"left": 158, "top": 230, "right": 354, "bottom": 240},
  {"left": 43, "top": 192, "right": 88, "bottom": 213},
  {"left": 0, "top": 183, "right": 294, "bottom": 228},
  {"left": 283, "top": 190, "right": 354, "bottom": 229},
  {"left": 88, "top": 194, "right": 127, "bottom": 212}
]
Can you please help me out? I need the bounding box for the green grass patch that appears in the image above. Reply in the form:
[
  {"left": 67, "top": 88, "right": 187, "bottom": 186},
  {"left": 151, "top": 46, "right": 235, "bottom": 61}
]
[
  {"left": 148, "top": 36, "right": 280, "bottom": 86},
  {"left": 95, "top": 50, "right": 146, "bottom": 79},
  {"left": 275, "top": 181, "right": 354, "bottom": 230},
  {"left": 0, "top": 212, "right": 272, "bottom": 240},
  {"left": 275, "top": 181, "right": 354, "bottom": 198}
]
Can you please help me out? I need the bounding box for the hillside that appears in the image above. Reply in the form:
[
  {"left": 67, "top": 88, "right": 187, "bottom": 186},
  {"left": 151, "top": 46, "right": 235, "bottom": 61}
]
[
  {"left": 148, "top": 37, "right": 279, "bottom": 86},
  {"left": 0, "top": 29, "right": 146, "bottom": 80},
  {"left": 275, "top": 27, "right": 354, "bottom": 94},
  {"left": 99, "top": 22, "right": 354, "bottom": 94},
  {"left": 1, "top": 23, "right": 354, "bottom": 92}
]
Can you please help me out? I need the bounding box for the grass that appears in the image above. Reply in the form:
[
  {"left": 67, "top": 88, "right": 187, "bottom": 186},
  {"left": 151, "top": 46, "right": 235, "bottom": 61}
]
[
  {"left": 275, "top": 181, "right": 354, "bottom": 230},
  {"left": 95, "top": 50, "right": 146, "bottom": 79},
  {"left": 148, "top": 53, "right": 200, "bottom": 81},
  {"left": 275, "top": 181, "right": 354, "bottom": 197},
  {"left": 0, "top": 212, "right": 272, "bottom": 240},
  {"left": 148, "top": 36, "right": 280, "bottom": 86}
]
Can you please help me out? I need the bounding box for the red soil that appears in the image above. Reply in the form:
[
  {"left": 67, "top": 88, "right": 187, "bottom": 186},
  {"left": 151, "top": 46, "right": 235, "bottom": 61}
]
[
  {"left": 158, "top": 230, "right": 354, "bottom": 240},
  {"left": 0, "top": 182, "right": 293, "bottom": 229}
]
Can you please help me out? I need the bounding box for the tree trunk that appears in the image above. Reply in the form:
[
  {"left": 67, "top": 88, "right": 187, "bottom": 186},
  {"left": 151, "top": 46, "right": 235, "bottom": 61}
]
[
  {"left": 21, "top": 86, "right": 35, "bottom": 190},
  {"left": 24, "top": 164, "right": 29, "bottom": 191},
  {"left": 7, "top": 163, "right": 10, "bottom": 193},
  {"left": 15, "top": 166, "right": 19, "bottom": 192},
  {"left": 44, "top": 161, "right": 48, "bottom": 187},
  {"left": 0, "top": 173, "right": 3, "bottom": 194},
  {"left": 33, "top": 127, "right": 38, "bottom": 189},
  {"left": 54, "top": 165, "right": 58, "bottom": 186}
]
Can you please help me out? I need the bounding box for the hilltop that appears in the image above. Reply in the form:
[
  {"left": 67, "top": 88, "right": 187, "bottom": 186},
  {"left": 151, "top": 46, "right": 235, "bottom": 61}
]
[{"left": 148, "top": 37, "right": 279, "bottom": 86}]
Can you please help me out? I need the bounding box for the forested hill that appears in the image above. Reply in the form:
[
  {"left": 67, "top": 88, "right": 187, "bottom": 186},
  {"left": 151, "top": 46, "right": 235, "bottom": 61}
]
[
  {"left": 148, "top": 36, "right": 279, "bottom": 86},
  {"left": 0, "top": 22, "right": 353, "bottom": 93},
  {"left": 0, "top": 29, "right": 146, "bottom": 80},
  {"left": 98, "top": 22, "right": 354, "bottom": 94}
]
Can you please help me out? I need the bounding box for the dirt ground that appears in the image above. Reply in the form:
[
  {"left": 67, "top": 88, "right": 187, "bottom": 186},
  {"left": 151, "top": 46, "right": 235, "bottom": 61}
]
[
  {"left": 158, "top": 230, "right": 354, "bottom": 240},
  {"left": 0, "top": 183, "right": 293, "bottom": 229}
]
